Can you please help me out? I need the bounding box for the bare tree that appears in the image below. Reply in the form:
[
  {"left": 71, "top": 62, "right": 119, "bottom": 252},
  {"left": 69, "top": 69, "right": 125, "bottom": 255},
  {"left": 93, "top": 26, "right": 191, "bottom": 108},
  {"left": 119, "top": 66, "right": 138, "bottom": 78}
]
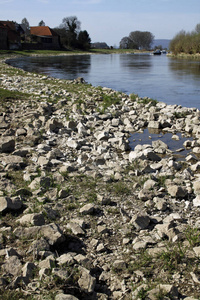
[
  {"left": 58, "top": 16, "right": 81, "bottom": 48},
  {"left": 21, "top": 17, "right": 30, "bottom": 30}
]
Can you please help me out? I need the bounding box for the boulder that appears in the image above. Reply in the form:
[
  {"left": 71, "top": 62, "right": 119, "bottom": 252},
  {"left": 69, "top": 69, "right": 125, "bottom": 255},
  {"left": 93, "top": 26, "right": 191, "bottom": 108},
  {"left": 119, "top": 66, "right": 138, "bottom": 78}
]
[
  {"left": 18, "top": 213, "right": 45, "bottom": 226},
  {"left": 0, "top": 196, "right": 23, "bottom": 213},
  {"left": 78, "top": 267, "right": 96, "bottom": 293},
  {"left": 0, "top": 136, "right": 15, "bottom": 153},
  {"left": 130, "top": 213, "right": 150, "bottom": 230},
  {"left": 2, "top": 256, "right": 22, "bottom": 276},
  {"left": 167, "top": 185, "right": 187, "bottom": 198},
  {"left": 55, "top": 294, "right": 79, "bottom": 300}
]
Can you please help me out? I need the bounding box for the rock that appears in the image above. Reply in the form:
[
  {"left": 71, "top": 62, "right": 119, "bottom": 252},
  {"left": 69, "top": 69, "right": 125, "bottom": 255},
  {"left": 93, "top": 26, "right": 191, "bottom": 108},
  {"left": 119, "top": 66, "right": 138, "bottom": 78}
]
[
  {"left": 22, "top": 262, "right": 36, "bottom": 279},
  {"left": 2, "top": 256, "right": 22, "bottom": 276},
  {"left": 193, "top": 246, "right": 200, "bottom": 257},
  {"left": 0, "top": 136, "right": 15, "bottom": 153},
  {"left": 39, "top": 256, "right": 56, "bottom": 269},
  {"left": 1, "top": 155, "right": 24, "bottom": 168},
  {"left": 130, "top": 213, "right": 150, "bottom": 230},
  {"left": 0, "top": 196, "right": 23, "bottom": 213},
  {"left": 153, "top": 197, "right": 167, "bottom": 211},
  {"left": 39, "top": 223, "right": 66, "bottom": 246},
  {"left": 167, "top": 185, "right": 187, "bottom": 198},
  {"left": 152, "top": 139, "right": 168, "bottom": 154},
  {"left": 112, "top": 260, "right": 126, "bottom": 270},
  {"left": 193, "top": 180, "right": 200, "bottom": 195},
  {"left": 143, "top": 179, "right": 157, "bottom": 190},
  {"left": 55, "top": 293, "right": 79, "bottom": 300},
  {"left": 193, "top": 195, "right": 200, "bottom": 207},
  {"left": 80, "top": 203, "right": 97, "bottom": 215},
  {"left": 45, "top": 118, "right": 63, "bottom": 133},
  {"left": 16, "top": 128, "right": 27, "bottom": 136},
  {"left": 66, "top": 222, "right": 85, "bottom": 236},
  {"left": 14, "top": 223, "right": 65, "bottom": 246},
  {"left": 148, "top": 121, "right": 161, "bottom": 129},
  {"left": 18, "top": 213, "right": 45, "bottom": 226},
  {"left": 78, "top": 267, "right": 96, "bottom": 293},
  {"left": 57, "top": 253, "right": 75, "bottom": 266},
  {"left": 147, "top": 284, "right": 179, "bottom": 299}
]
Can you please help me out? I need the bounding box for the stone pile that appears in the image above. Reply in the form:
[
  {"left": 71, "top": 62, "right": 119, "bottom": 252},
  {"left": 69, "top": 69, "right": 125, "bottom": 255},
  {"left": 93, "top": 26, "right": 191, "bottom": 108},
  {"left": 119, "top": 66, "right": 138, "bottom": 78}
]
[{"left": 0, "top": 57, "right": 200, "bottom": 299}]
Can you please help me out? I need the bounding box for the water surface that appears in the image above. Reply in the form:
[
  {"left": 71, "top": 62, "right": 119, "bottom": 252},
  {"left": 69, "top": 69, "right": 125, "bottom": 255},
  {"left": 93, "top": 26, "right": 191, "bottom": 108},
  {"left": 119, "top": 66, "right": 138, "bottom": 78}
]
[{"left": 7, "top": 53, "right": 200, "bottom": 109}]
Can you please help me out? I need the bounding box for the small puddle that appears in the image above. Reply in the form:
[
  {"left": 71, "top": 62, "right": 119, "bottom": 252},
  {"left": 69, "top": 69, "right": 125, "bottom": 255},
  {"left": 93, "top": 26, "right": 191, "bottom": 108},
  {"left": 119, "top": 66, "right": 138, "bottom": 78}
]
[{"left": 129, "top": 128, "right": 194, "bottom": 160}]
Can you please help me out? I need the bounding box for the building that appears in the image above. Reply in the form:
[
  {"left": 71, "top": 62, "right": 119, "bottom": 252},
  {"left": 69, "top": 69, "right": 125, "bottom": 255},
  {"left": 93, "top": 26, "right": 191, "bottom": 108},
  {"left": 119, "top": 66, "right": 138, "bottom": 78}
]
[
  {"left": 0, "top": 21, "right": 21, "bottom": 50},
  {"left": 0, "top": 24, "right": 7, "bottom": 49},
  {"left": 30, "top": 26, "right": 61, "bottom": 50}
]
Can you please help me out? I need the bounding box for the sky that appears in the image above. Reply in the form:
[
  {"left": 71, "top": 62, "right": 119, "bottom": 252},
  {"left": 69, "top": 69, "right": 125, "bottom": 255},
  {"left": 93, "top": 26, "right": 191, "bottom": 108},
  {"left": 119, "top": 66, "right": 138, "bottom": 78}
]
[{"left": 1, "top": 0, "right": 200, "bottom": 46}]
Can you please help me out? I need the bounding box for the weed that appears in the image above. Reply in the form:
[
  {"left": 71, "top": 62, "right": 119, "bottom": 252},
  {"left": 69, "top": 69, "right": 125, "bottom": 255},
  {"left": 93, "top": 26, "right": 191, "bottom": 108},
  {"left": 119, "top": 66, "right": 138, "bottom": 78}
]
[
  {"left": 130, "top": 93, "right": 138, "bottom": 101},
  {"left": 157, "top": 242, "right": 186, "bottom": 273},
  {"left": 0, "top": 290, "right": 34, "bottom": 300},
  {"left": 173, "top": 111, "right": 189, "bottom": 119},
  {"left": 156, "top": 175, "right": 168, "bottom": 188},
  {"left": 106, "top": 181, "right": 131, "bottom": 196},
  {"left": 97, "top": 93, "right": 122, "bottom": 113},
  {"left": 138, "top": 97, "right": 158, "bottom": 107},
  {"left": 136, "top": 287, "right": 149, "bottom": 299},
  {"left": 185, "top": 226, "right": 200, "bottom": 247}
]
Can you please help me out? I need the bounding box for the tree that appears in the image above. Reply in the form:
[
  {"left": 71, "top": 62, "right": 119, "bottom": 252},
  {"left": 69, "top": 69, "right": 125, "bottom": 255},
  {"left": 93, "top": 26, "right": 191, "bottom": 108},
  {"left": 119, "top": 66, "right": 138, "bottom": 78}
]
[
  {"left": 78, "top": 30, "right": 91, "bottom": 50},
  {"left": 119, "top": 37, "right": 132, "bottom": 49},
  {"left": 58, "top": 16, "right": 81, "bottom": 48},
  {"left": 38, "top": 20, "right": 45, "bottom": 26},
  {"left": 195, "top": 23, "right": 200, "bottom": 34},
  {"left": 129, "top": 31, "right": 154, "bottom": 49},
  {"left": 119, "top": 31, "right": 154, "bottom": 49},
  {"left": 21, "top": 17, "right": 30, "bottom": 30}
]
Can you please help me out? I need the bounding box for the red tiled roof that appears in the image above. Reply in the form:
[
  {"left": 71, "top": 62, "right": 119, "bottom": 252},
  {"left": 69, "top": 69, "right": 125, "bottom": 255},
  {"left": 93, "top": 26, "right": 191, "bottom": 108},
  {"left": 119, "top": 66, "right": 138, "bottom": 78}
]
[{"left": 30, "top": 26, "right": 58, "bottom": 37}]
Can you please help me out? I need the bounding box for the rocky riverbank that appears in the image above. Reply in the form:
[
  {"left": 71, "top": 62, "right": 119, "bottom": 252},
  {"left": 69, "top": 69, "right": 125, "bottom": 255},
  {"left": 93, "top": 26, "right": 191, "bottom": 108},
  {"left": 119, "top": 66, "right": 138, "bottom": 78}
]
[{"left": 1, "top": 55, "right": 200, "bottom": 299}]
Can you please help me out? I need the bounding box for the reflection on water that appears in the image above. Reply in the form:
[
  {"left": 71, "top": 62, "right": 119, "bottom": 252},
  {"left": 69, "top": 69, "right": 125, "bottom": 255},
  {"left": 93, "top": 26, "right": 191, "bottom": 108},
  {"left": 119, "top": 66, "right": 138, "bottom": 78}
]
[
  {"left": 119, "top": 53, "right": 152, "bottom": 70},
  {"left": 7, "top": 54, "right": 200, "bottom": 109},
  {"left": 8, "top": 55, "right": 91, "bottom": 80},
  {"left": 169, "top": 58, "right": 200, "bottom": 81}
]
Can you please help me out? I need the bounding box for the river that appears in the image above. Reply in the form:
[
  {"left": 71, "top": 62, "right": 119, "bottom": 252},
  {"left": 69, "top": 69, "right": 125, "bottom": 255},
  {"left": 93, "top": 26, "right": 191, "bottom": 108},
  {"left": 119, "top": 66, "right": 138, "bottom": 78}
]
[{"left": 7, "top": 53, "right": 200, "bottom": 110}]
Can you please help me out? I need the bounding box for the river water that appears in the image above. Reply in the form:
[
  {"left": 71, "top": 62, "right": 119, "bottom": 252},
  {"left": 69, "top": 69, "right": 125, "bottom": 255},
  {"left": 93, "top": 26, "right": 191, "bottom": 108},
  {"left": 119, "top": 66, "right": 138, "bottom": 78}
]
[{"left": 7, "top": 53, "right": 200, "bottom": 109}]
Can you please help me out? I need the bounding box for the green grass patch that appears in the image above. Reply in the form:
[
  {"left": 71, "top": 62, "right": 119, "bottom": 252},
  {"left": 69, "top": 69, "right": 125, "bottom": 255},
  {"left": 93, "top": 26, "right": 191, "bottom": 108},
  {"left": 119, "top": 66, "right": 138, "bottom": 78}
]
[{"left": 0, "top": 87, "right": 31, "bottom": 103}]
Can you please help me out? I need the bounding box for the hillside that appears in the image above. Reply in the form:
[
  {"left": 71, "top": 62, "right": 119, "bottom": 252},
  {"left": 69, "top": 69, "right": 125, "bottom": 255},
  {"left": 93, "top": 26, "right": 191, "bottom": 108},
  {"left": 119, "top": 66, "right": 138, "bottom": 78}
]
[{"left": 152, "top": 39, "right": 171, "bottom": 49}]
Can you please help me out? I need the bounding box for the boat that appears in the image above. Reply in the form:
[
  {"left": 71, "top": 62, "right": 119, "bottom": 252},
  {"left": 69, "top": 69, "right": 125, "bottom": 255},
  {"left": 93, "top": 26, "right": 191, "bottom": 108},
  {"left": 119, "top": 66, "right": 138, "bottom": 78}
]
[{"left": 153, "top": 49, "right": 162, "bottom": 55}]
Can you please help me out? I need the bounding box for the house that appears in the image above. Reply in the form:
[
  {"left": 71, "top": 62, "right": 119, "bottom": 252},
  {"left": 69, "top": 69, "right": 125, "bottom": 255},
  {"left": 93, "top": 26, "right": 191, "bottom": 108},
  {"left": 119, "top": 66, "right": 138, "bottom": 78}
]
[
  {"left": 0, "top": 25, "right": 7, "bottom": 49},
  {"left": 0, "top": 21, "right": 21, "bottom": 50},
  {"left": 30, "top": 26, "right": 60, "bottom": 49}
]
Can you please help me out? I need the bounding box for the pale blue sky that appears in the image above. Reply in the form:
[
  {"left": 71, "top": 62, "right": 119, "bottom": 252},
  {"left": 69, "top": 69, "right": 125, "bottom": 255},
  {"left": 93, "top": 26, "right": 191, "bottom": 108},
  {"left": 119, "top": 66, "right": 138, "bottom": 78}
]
[{"left": 1, "top": 0, "right": 200, "bottom": 46}]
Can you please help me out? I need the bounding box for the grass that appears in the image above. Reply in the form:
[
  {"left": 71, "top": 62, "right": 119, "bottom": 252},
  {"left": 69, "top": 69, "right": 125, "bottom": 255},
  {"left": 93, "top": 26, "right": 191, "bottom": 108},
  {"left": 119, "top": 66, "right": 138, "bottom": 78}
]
[
  {"left": 106, "top": 181, "right": 131, "bottom": 196},
  {"left": 138, "top": 97, "right": 158, "bottom": 106},
  {"left": 0, "top": 290, "right": 34, "bottom": 300},
  {"left": 185, "top": 226, "right": 200, "bottom": 247},
  {"left": 0, "top": 87, "right": 31, "bottom": 103}
]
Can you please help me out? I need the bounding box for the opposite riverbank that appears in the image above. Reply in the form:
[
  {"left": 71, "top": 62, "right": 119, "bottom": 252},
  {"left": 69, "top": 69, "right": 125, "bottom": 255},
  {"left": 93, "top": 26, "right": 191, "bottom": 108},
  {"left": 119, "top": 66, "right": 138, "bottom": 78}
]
[{"left": 1, "top": 53, "right": 200, "bottom": 299}]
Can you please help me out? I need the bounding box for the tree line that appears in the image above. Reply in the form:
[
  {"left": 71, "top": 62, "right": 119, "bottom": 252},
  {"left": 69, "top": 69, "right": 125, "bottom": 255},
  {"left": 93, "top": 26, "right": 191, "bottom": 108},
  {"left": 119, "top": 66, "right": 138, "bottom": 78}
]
[
  {"left": 21, "top": 16, "right": 91, "bottom": 50},
  {"left": 169, "top": 23, "right": 200, "bottom": 55}
]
